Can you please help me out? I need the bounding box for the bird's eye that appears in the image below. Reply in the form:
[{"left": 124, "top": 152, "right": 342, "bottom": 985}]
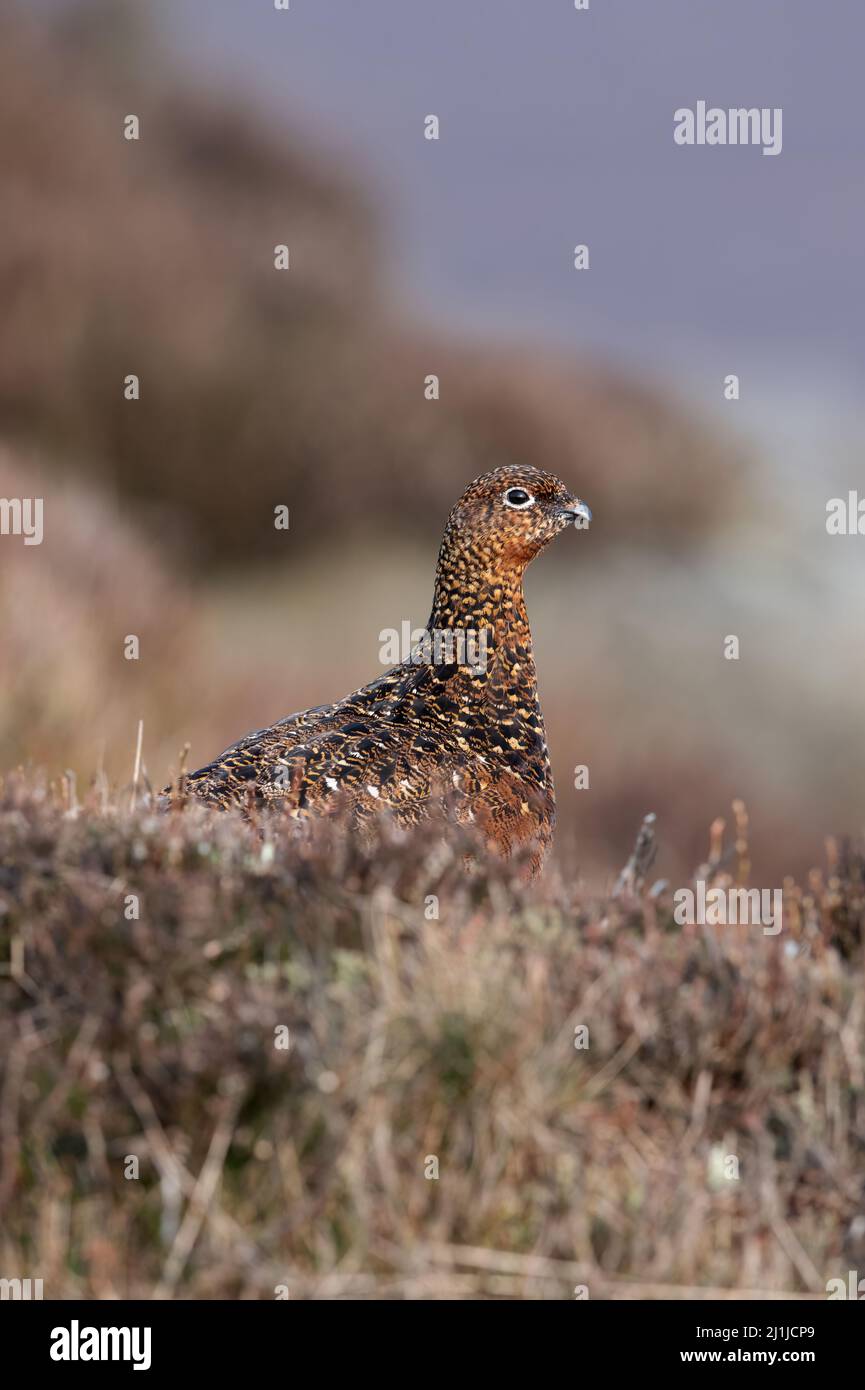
[{"left": 503, "top": 487, "right": 534, "bottom": 509}]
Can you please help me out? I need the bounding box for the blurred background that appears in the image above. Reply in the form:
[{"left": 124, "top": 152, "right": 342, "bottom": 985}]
[{"left": 2, "top": 0, "right": 863, "bottom": 883}]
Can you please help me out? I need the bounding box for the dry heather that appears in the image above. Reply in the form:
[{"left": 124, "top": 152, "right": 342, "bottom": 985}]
[{"left": 1, "top": 774, "right": 863, "bottom": 1300}]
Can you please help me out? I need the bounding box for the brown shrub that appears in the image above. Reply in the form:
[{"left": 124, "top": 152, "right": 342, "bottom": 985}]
[{"left": 0, "top": 775, "right": 862, "bottom": 1299}]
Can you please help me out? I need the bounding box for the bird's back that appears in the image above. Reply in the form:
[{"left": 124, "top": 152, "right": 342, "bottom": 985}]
[{"left": 180, "top": 649, "right": 556, "bottom": 863}]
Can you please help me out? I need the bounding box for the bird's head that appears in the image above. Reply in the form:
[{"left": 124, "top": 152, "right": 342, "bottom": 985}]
[{"left": 444, "top": 465, "right": 591, "bottom": 571}]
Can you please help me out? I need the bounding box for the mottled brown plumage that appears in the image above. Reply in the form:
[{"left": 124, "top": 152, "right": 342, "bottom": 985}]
[{"left": 172, "top": 466, "right": 591, "bottom": 872}]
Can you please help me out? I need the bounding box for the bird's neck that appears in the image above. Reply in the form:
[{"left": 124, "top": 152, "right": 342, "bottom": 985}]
[
  {"left": 428, "top": 562, "right": 536, "bottom": 677},
  {"left": 427, "top": 553, "right": 551, "bottom": 794}
]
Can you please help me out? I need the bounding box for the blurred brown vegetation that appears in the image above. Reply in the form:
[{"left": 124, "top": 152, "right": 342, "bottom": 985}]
[
  {"left": 0, "top": 1, "right": 860, "bottom": 886},
  {"left": 1, "top": 776, "right": 863, "bottom": 1298},
  {"left": 0, "top": 2, "right": 748, "bottom": 566}
]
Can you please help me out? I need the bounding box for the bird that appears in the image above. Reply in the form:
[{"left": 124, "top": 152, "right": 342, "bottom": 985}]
[{"left": 170, "top": 466, "right": 591, "bottom": 873}]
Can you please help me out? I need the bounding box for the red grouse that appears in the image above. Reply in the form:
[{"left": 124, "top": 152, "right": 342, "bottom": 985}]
[{"left": 173, "top": 466, "right": 591, "bottom": 872}]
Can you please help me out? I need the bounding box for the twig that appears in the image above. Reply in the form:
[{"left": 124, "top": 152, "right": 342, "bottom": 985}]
[
  {"left": 115, "top": 1059, "right": 252, "bottom": 1253},
  {"left": 152, "top": 1076, "right": 246, "bottom": 1299},
  {"left": 130, "top": 719, "right": 144, "bottom": 814},
  {"left": 613, "top": 812, "right": 658, "bottom": 898}
]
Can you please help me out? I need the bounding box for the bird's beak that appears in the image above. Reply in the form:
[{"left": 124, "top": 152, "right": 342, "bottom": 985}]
[{"left": 561, "top": 499, "right": 592, "bottom": 529}]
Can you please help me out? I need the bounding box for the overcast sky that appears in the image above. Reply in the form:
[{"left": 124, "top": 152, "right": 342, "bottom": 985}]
[
  {"left": 138, "top": 0, "right": 863, "bottom": 394},
  {"left": 31, "top": 0, "right": 865, "bottom": 477}
]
